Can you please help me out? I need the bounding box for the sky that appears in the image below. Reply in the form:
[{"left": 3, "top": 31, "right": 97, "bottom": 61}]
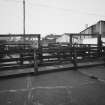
[{"left": 0, "top": 0, "right": 105, "bottom": 37}]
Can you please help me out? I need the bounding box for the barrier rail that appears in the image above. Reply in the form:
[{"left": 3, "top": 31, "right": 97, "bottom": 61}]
[
  {"left": 0, "top": 34, "right": 105, "bottom": 76},
  {"left": 40, "top": 44, "right": 105, "bottom": 67},
  {"left": 0, "top": 34, "right": 40, "bottom": 74}
]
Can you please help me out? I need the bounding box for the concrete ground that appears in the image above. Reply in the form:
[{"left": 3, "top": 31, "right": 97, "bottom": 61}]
[
  {"left": 0, "top": 66, "right": 105, "bottom": 105},
  {"left": 79, "top": 66, "right": 105, "bottom": 81}
]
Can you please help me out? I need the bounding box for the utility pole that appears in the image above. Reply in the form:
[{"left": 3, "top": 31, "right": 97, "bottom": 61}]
[
  {"left": 23, "top": 0, "right": 25, "bottom": 36},
  {"left": 21, "top": 0, "right": 25, "bottom": 65}
]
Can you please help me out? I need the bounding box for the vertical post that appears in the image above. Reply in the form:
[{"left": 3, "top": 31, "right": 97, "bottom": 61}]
[
  {"left": 38, "top": 35, "right": 43, "bottom": 65},
  {"left": 23, "top": 0, "right": 25, "bottom": 36},
  {"left": 20, "top": 0, "right": 25, "bottom": 65},
  {"left": 58, "top": 47, "right": 61, "bottom": 63},
  {"left": 97, "top": 34, "right": 102, "bottom": 57},
  {"left": 69, "top": 34, "right": 73, "bottom": 45},
  {"left": 99, "top": 21, "right": 102, "bottom": 35},
  {"left": 70, "top": 34, "right": 73, "bottom": 59},
  {"left": 72, "top": 45, "right": 78, "bottom": 70},
  {"left": 99, "top": 21, "right": 102, "bottom": 56},
  {"left": 33, "top": 48, "right": 38, "bottom": 74},
  {"left": 38, "top": 35, "right": 41, "bottom": 50},
  {"left": 88, "top": 44, "right": 90, "bottom": 58}
]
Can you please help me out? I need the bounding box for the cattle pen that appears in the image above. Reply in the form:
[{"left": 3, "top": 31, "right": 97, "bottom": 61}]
[
  {"left": 0, "top": 34, "right": 105, "bottom": 105},
  {"left": 0, "top": 33, "right": 105, "bottom": 77}
]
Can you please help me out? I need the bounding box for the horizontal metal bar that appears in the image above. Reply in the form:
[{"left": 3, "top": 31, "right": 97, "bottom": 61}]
[{"left": 0, "top": 34, "right": 40, "bottom": 37}]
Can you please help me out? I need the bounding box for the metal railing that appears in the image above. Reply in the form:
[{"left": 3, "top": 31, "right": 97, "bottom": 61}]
[{"left": 0, "top": 34, "right": 105, "bottom": 76}]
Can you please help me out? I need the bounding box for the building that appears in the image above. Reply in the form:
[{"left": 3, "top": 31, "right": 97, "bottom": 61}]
[
  {"left": 41, "top": 34, "right": 61, "bottom": 46},
  {"left": 56, "top": 33, "right": 79, "bottom": 44},
  {"left": 79, "top": 20, "right": 105, "bottom": 44},
  {"left": 56, "top": 34, "right": 70, "bottom": 43},
  {"left": 80, "top": 20, "right": 105, "bottom": 36},
  {"left": 42, "top": 20, "right": 105, "bottom": 45}
]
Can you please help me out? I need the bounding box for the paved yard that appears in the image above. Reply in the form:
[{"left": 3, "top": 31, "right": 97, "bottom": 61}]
[
  {"left": 79, "top": 66, "right": 105, "bottom": 81},
  {"left": 0, "top": 66, "right": 105, "bottom": 105}
]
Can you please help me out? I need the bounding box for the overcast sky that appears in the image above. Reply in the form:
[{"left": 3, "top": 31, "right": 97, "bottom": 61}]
[{"left": 0, "top": 0, "right": 105, "bottom": 37}]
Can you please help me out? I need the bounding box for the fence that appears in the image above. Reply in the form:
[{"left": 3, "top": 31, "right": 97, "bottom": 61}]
[
  {"left": 0, "top": 34, "right": 105, "bottom": 76},
  {"left": 39, "top": 44, "right": 105, "bottom": 66},
  {"left": 0, "top": 34, "right": 40, "bottom": 74}
]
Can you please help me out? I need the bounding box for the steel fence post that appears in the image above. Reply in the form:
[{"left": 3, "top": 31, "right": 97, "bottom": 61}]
[
  {"left": 33, "top": 48, "right": 38, "bottom": 75},
  {"left": 72, "top": 45, "right": 78, "bottom": 70}
]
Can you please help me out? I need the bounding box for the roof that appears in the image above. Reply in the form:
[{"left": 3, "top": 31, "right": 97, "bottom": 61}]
[
  {"left": 80, "top": 20, "right": 105, "bottom": 34},
  {"left": 80, "top": 24, "right": 95, "bottom": 34},
  {"left": 44, "top": 34, "right": 61, "bottom": 40}
]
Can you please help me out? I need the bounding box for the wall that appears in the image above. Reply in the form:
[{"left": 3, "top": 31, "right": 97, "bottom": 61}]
[
  {"left": 96, "top": 21, "right": 105, "bottom": 35},
  {"left": 82, "top": 37, "right": 105, "bottom": 44},
  {"left": 56, "top": 34, "right": 79, "bottom": 44},
  {"left": 56, "top": 34, "right": 70, "bottom": 43}
]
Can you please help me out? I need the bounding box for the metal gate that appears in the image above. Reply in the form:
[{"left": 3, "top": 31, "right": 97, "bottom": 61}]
[{"left": 0, "top": 34, "right": 41, "bottom": 74}]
